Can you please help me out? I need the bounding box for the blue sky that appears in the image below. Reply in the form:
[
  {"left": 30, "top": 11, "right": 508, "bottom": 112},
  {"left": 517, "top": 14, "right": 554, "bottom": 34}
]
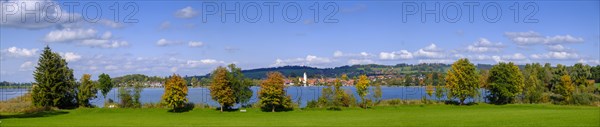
[{"left": 1, "top": 0, "right": 599, "bottom": 82}]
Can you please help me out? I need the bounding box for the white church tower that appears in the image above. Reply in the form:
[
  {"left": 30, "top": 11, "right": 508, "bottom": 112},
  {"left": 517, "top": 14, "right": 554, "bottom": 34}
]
[{"left": 303, "top": 72, "right": 307, "bottom": 87}]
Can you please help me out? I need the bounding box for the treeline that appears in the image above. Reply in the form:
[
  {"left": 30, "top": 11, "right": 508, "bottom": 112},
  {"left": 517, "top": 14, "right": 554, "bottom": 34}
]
[{"left": 441, "top": 59, "right": 599, "bottom": 105}]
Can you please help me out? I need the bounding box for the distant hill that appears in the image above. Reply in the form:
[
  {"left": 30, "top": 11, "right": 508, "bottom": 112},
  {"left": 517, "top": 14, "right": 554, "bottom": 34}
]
[{"left": 186, "top": 63, "right": 474, "bottom": 80}]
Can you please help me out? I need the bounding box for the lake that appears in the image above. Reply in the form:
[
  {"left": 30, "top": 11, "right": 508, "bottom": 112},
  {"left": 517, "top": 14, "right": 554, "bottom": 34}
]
[{"left": 1, "top": 86, "right": 487, "bottom": 108}]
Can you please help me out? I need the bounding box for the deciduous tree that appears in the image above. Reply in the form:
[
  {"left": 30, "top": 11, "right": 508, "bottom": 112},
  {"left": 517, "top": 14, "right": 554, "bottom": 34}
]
[
  {"left": 445, "top": 58, "right": 479, "bottom": 105},
  {"left": 77, "top": 74, "right": 97, "bottom": 107},
  {"left": 487, "top": 62, "right": 524, "bottom": 104},
  {"left": 162, "top": 74, "right": 188, "bottom": 110},
  {"left": 356, "top": 74, "right": 370, "bottom": 108},
  {"left": 209, "top": 67, "right": 235, "bottom": 112},
  {"left": 98, "top": 73, "right": 114, "bottom": 99},
  {"left": 259, "top": 72, "right": 293, "bottom": 112}
]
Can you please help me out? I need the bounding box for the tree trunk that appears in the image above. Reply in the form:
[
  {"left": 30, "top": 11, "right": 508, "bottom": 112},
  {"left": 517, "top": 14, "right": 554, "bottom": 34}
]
[
  {"left": 220, "top": 103, "right": 223, "bottom": 112},
  {"left": 272, "top": 105, "right": 275, "bottom": 112},
  {"left": 460, "top": 98, "right": 465, "bottom": 105}
]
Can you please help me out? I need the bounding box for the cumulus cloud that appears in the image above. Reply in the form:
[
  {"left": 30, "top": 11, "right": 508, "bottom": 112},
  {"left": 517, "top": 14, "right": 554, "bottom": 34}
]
[
  {"left": 174, "top": 6, "right": 198, "bottom": 19},
  {"left": 546, "top": 44, "right": 571, "bottom": 52},
  {"left": 60, "top": 52, "right": 82, "bottom": 62},
  {"left": 333, "top": 50, "right": 344, "bottom": 57},
  {"left": 186, "top": 59, "right": 224, "bottom": 67},
  {"left": 348, "top": 59, "right": 374, "bottom": 65},
  {"left": 188, "top": 41, "right": 204, "bottom": 47},
  {"left": 19, "top": 61, "right": 35, "bottom": 71},
  {"left": 414, "top": 44, "right": 445, "bottom": 58},
  {"left": 1, "top": 47, "right": 38, "bottom": 58},
  {"left": 43, "top": 28, "right": 97, "bottom": 42},
  {"left": 504, "top": 31, "right": 584, "bottom": 45},
  {"left": 530, "top": 51, "right": 579, "bottom": 60},
  {"left": 379, "top": 50, "right": 413, "bottom": 60},
  {"left": 0, "top": 0, "right": 82, "bottom": 29},
  {"left": 156, "top": 39, "right": 180, "bottom": 46},
  {"left": 43, "top": 28, "right": 128, "bottom": 48},
  {"left": 333, "top": 51, "right": 371, "bottom": 58},
  {"left": 466, "top": 38, "right": 504, "bottom": 52},
  {"left": 273, "top": 55, "right": 333, "bottom": 67}
]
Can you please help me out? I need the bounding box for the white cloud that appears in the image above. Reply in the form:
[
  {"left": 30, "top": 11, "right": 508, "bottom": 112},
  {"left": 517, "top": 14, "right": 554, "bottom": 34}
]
[
  {"left": 546, "top": 44, "right": 571, "bottom": 52},
  {"left": 175, "top": 6, "right": 198, "bottom": 19},
  {"left": 414, "top": 44, "right": 445, "bottom": 58},
  {"left": 578, "top": 59, "right": 600, "bottom": 65},
  {"left": 418, "top": 59, "right": 454, "bottom": 64},
  {"left": 19, "top": 61, "right": 34, "bottom": 71},
  {"left": 466, "top": 38, "right": 504, "bottom": 52},
  {"left": 348, "top": 59, "right": 374, "bottom": 65},
  {"left": 333, "top": 51, "right": 371, "bottom": 58},
  {"left": 0, "top": 0, "right": 82, "bottom": 29},
  {"left": 80, "top": 40, "right": 129, "bottom": 48},
  {"left": 1, "top": 47, "right": 38, "bottom": 58},
  {"left": 188, "top": 41, "right": 204, "bottom": 47},
  {"left": 99, "top": 19, "right": 124, "bottom": 28},
  {"left": 505, "top": 31, "right": 584, "bottom": 45},
  {"left": 379, "top": 50, "right": 413, "bottom": 60},
  {"left": 60, "top": 52, "right": 82, "bottom": 62},
  {"left": 156, "top": 39, "right": 180, "bottom": 46},
  {"left": 531, "top": 51, "right": 579, "bottom": 60},
  {"left": 42, "top": 28, "right": 128, "bottom": 48},
  {"left": 43, "top": 28, "right": 97, "bottom": 42},
  {"left": 186, "top": 59, "right": 224, "bottom": 67},
  {"left": 273, "top": 55, "right": 333, "bottom": 67},
  {"left": 333, "top": 50, "right": 344, "bottom": 57}
]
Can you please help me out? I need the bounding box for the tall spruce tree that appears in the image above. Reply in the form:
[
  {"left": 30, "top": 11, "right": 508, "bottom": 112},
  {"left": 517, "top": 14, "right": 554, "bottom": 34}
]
[{"left": 32, "top": 46, "right": 77, "bottom": 109}]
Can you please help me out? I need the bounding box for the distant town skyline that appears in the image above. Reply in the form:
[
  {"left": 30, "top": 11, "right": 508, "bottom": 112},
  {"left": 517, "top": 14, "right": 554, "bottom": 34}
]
[{"left": 1, "top": 0, "right": 599, "bottom": 82}]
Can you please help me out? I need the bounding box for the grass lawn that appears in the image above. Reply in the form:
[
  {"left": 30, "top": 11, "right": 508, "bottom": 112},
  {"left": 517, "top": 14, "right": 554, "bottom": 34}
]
[{"left": 0, "top": 104, "right": 598, "bottom": 127}]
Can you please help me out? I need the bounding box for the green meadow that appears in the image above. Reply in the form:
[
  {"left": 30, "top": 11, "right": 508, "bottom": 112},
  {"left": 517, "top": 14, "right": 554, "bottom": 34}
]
[{"left": 1, "top": 104, "right": 598, "bottom": 127}]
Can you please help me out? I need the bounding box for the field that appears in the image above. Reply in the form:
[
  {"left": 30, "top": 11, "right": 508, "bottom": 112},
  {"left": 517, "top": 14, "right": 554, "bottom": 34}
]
[{"left": 1, "top": 104, "right": 598, "bottom": 127}]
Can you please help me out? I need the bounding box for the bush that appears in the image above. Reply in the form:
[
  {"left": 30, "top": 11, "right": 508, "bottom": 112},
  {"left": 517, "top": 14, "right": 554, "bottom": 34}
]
[
  {"left": 572, "top": 92, "right": 600, "bottom": 105},
  {"left": 306, "top": 100, "right": 319, "bottom": 108},
  {"left": 549, "top": 93, "right": 566, "bottom": 104}
]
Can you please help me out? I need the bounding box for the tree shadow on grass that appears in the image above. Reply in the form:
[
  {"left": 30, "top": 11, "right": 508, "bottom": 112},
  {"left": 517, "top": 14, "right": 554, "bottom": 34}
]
[
  {"left": 168, "top": 103, "right": 194, "bottom": 113},
  {"left": 0, "top": 110, "right": 69, "bottom": 119}
]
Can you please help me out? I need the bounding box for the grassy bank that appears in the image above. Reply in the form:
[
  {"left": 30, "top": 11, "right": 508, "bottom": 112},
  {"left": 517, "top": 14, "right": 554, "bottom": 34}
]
[{"left": 1, "top": 104, "right": 598, "bottom": 127}]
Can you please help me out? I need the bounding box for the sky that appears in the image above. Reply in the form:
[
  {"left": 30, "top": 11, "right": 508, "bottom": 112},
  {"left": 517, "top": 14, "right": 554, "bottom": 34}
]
[{"left": 1, "top": 0, "right": 599, "bottom": 82}]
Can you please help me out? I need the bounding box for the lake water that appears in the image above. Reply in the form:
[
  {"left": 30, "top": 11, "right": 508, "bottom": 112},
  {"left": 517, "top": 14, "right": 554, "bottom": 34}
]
[{"left": 1, "top": 86, "right": 487, "bottom": 108}]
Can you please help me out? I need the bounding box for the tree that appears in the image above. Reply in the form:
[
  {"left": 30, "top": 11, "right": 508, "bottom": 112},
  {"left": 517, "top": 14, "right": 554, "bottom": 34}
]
[
  {"left": 435, "top": 85, "right": 445, "bottom": 101},
  {"left": 32, "top": 46, "right": 77, "bottom": 109},
  {"left": 373, "top": 82, "right": 383, "bottom": 104},
  {"left": 341, "top": 74, "right": 349, "bottom": 81},
  {"left": 210, "top": 67, "right": 235, "bottom": 112},
  {"left": 162, "top": 74, "right": 189, "bottom": 110},
  {"left": 445, "top": 58, "right": 479, "bottom": 105},
  {"left": 487, "top": 62, "right": 525, "bottom": 104},
  {"left": 570, "top": 63, "right": 592, "bottom": 87},
  {"left": 77, "top": 74, "right": 97, "bottom": 107},
  {"left": 356, "top": 74, "right": 370, "bottom": 108},
  {"left": 554, "top": 74, "right": 575, "bottom": 103},
  {"left": 523, "top": 66, "right": 543, "bottom": 103},
  {"left": 98, "top": 73, "right": 114, "bottom": 99},
  {"left": 259, "top": 72, "right": 293, "bottom": 112},
  {"left": 228, "top": 64, "right": 253, "bottom": 107},
  {"left": 551, "top": 64, "right": 568, "bottom": 91},
  {"left": 591, "top": 65, "right": 600, "bottom": 82},
  {"left": 543, "top": 63, "right": 554, "bottom": 91},
  {"left": 190, "top": 77, "right": 199, "bottom": 87}
]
